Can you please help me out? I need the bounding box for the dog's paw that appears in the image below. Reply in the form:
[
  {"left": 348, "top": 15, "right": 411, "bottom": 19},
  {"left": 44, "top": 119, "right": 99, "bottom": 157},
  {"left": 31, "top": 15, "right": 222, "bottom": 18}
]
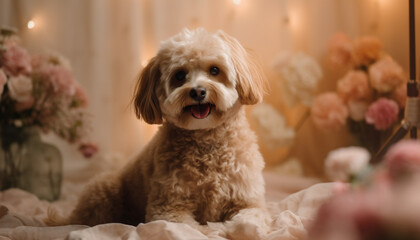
[
  {"left": 225, "top": 219, "right": 269, "bottom": 240},
  {"left": 44, "top": 206, "right": 69, "bottom": 226},
  {"left": 225, "top": 208, "right": 271, "bottom": 240}
]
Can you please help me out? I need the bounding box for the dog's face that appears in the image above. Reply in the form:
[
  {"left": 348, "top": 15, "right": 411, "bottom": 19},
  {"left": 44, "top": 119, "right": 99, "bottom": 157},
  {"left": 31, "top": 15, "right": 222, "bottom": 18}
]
[{"left": 134, "top": 29, "right": 265, "bottom": 130}]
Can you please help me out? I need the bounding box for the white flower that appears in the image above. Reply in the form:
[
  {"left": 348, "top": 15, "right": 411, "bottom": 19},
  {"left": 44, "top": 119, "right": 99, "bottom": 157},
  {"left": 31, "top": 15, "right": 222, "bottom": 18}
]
[
  {"left": 325, "top": 146, "right": 370, "bottom": 182},
  {"left": 0, "top": 69, "right": 6, "bottom": 97},
  {"left": 46, "top": 50, "right": 73, "bottom": 71},
  {"left": 347, "top": 100, "right": 369, "bottom": 121},
  {"left": 7, "top": 74, "right": 33, "bottom": 102},
  {"left": 251, "top": 103, "right": 295, "bottom": 149},
  {"left": 273, "top": 51, "right": 323, "bottom": 106}
]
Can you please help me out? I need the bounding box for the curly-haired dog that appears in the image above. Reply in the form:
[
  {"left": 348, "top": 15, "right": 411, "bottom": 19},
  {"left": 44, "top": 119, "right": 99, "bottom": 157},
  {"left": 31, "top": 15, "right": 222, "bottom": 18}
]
[{"left": 48, "top": 28, "right": 271, "bottom": 237}]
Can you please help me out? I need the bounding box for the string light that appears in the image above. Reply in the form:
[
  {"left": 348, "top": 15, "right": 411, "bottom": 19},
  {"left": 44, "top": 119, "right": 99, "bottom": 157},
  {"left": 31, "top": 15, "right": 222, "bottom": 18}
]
[
  {"left": 233, "top": 0, "right": 241, "bottom": 5},
  {"left": 27, "top": 20, "right": 36, "bottom": 29},
  {"left": 141, "top": 60, "right": 149, "bottom": 67}
]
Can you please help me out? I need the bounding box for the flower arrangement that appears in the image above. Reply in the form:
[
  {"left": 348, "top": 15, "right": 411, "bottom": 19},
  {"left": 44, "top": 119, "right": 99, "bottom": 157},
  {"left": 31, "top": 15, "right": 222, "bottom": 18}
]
[
  {"left": 272, "top": 51, "right": 323, "bottom": 107},
  {"left": 311, "top": 33, "right": 407, "bottom": 153},
  {"left": 251, "top": 103, "right": 295, "bottom": 149},
  {"left": 253, "top": 51, "right": 322, "bottom": 163},
  {"left": 324, "top": 146, "right": 371, "bottom": 182},
  {"left": 0, "top": 28, "right": 97, "bottom": 157},
  {"left": 310, "top": 140, "right": 420, "bottom": 239}
]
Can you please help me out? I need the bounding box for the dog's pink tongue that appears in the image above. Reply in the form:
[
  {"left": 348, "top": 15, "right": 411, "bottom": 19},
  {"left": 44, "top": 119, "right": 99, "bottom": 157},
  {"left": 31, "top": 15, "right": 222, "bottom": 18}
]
[{"left": 191, "top": 104, "right": 210, "bottom": 119}]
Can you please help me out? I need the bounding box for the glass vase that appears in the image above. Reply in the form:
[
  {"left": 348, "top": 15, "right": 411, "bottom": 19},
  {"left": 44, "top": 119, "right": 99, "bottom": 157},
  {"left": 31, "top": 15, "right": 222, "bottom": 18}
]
[{"left": 0, "top": 125, "right": 62, "bottom": 201}]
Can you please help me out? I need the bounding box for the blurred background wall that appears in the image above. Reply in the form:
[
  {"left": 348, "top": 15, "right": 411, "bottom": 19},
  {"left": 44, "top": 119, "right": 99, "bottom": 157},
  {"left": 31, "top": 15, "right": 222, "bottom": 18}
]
[{"left": 0, "top": 0, "right": 417, "bottom": 177}]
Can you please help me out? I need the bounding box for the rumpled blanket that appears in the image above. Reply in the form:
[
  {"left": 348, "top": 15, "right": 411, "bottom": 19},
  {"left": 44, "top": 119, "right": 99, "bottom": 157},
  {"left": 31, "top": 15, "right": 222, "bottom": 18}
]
[{"left": 0, "top": 170, "right": 333, "bottom": 240}]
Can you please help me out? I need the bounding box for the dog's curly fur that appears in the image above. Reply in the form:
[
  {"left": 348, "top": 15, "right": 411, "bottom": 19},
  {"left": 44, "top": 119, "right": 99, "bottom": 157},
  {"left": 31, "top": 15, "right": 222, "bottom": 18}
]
[{"left": 47, "top": 28, "right": 271, "bottom": 236}]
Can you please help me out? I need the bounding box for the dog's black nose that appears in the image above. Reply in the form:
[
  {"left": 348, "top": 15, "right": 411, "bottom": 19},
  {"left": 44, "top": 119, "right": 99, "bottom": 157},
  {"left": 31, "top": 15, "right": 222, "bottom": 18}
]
[{"left": 189, "top": 87, "right": 206, "bottom": 101}]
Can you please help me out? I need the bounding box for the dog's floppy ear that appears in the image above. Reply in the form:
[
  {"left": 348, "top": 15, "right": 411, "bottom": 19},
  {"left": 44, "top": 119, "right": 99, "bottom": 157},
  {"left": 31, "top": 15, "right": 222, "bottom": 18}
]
[
  {"left": 216, "top": 30, "right": 266, "bottom": 105},
  {"left": 133, "top": 57, "right": 163, "bottom": 124}
]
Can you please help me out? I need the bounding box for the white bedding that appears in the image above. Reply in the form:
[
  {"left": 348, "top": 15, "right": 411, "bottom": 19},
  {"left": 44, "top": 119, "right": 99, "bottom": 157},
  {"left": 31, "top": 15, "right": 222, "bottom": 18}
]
[{"left": 0, "top": 160, "right": 333, "bottom": 240}]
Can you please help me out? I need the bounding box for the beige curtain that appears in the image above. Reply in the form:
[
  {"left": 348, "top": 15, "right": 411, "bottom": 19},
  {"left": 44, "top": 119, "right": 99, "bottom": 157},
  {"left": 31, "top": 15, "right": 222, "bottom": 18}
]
[{"left": 0, "top": 0, "right": 414, "bottom": 176}]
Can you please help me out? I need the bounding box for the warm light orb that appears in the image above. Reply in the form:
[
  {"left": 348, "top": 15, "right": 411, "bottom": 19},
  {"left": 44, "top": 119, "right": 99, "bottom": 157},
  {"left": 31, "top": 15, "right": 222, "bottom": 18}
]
[
  {"left": 233, "top": 0, "right": 241, "bottom": 5},
  {"left": 27, "top": 20, "right": 36, "bottom": 29},
  {"left": 141, "top": 60, "right": 149, "bottom": 67}
]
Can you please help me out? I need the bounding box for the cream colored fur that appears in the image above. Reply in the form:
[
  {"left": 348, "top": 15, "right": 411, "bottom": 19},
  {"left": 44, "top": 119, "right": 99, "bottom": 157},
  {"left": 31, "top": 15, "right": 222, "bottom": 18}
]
[{"left": 47, "top": 28, "right": 271, "bottom": 238}]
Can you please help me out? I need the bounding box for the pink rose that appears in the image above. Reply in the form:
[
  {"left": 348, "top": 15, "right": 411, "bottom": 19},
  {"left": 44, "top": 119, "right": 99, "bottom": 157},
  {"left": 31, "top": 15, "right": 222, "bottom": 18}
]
[
  {"left": 2, "top": 41, "right": 32, "bottom": 76},
  {"left": 383, "top": 140, "right": 420, "bottom": 181},
  {"left": 0, "top": 69, "right": 6, "bottom": 96},
  {"left": 311, "top": 92, "right": 349, "bottom": 131},
  {"left": 328, "top": 33, "right": 353, "bottom": 68},
  {"left": 7, "top": 75, "right": 33, "bottom": 102},
  {"left": 337, "top": 70, "right": 371, "bottom": 103},
  {"left": 79, "top": 142, "right": 99, "bottom": 158},
  {"left": 352, "top": 36, "right": 382, "bottom": 67},
  {"left": 369, "top": 57, "right": 406, "bottom": 93},
  {"left": 365, "top": 98, "right": 399, "bottom": 130},
  {"left": 39, "top": 64, "right": 76, "bottom": 96},
  {"left": 309, "top": 190, "right": 387, "bottom": 240}
]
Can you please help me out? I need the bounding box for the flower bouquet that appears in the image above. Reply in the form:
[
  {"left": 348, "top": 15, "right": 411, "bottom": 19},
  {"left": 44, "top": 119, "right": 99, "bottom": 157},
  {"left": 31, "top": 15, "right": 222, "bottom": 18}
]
[
  {"left": 309, "top": 140, "right": 420, "bottom": 240},
  {"left": 0, "top": 28, "right": 97, "bottom": 200},
  {"left": 311, "top": 33, "right": 407, "bottom": 154}
]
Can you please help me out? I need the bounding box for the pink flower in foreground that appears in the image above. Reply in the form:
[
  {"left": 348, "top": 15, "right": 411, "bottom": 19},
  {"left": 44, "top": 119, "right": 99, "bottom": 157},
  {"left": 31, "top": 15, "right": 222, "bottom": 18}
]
[
  {"left": 310, "top": 176, "right": 420, "bottom": 239},
  {"left": 311, "top": 92, "right": 349, "bottom": 131},
  {"left": 352, "top": 36, "right": 382, "bottom": 67},
  {"left": 383, "top": 140, "right": 420, "bottom": 180},
  {"left": 365, "top": 98, "right": 399, "bottom": 130},
  {"left": 79, "top": 142, "right": 99, "bottom": 158},
  {"left": 39, "top": 64, "right": 76, "bottom": 96},
  {"left": 0, "top": 69, "right": 6, "bottom": 96},
  {"left": 309, "top": 190, "right": 387, "bottom": 240},
  {"left": 2, "top": 41, "right": 32, "bottom": 76},
  {"left": 369, "top": 57, "right": 406, "bottom": 93},
  {"left": 328, "top": 33, "right": 353, "bottom": 68},
  {"left": 337, "top": 70, "right": 371, "bottom": 103}
]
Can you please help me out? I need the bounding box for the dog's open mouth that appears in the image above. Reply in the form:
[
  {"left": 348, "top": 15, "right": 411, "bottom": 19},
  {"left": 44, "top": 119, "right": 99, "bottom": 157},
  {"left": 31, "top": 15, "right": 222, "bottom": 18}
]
[{"left": 185, "top": 103, "right": 213, "bottom": 119}]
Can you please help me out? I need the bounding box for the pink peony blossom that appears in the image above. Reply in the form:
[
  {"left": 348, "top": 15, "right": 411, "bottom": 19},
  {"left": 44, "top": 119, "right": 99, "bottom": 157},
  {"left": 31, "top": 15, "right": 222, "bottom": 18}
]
[
  {"left": 7, "top": 75, "right": 33, "bottom": 102},
  {"left": 79, "top": 142, "right": 99, "bottom": 158},
  {"left": 352, "top": 36, "right": 383, "bottom": 67},
  {"left": 369, "top": 57, "right": 406, "bottom": 93},
  {"left": 310, "top": 176, "right": 420, "bottom": 239},
  {"left": 328, "top": 33, "right": 353, "bottom": 69},
  {"left": 337, "top": 70, "right": 371, "bottom": 103},
  {"left": 365, "top": 98, "right": 399, "bottom": 130},
  {"left": 311, "top": 92, "right": 349, "bottom": 131},
  {"left": 309, "top": 189, "right": 389, "bottom": 240},
  {"left": 383, "top": 140, "right": 420, "bottom": 181},
  {"left": 39, "top": 64, "right": 76, "bottom": 96},
  {"left": 0, "top": 69, "right": 6, "bottom": 96},
  {"left": 2, "top": 41, "right": 32, "bottom": 76}
]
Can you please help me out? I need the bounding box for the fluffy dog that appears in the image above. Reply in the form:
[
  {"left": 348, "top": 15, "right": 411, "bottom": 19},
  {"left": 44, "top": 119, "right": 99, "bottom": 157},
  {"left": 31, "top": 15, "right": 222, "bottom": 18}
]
[{"left": 48, "top": 28, "right": 271, "bottom": 237}]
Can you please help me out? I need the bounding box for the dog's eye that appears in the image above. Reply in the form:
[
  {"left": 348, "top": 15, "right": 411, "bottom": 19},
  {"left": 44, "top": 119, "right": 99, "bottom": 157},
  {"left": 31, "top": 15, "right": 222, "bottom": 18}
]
[
  {"left": 209, "top": 66, "right": 220, "bottom": 76},
  {"left": 175, "top": 70, "right": 187, "bottom": 81}
]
